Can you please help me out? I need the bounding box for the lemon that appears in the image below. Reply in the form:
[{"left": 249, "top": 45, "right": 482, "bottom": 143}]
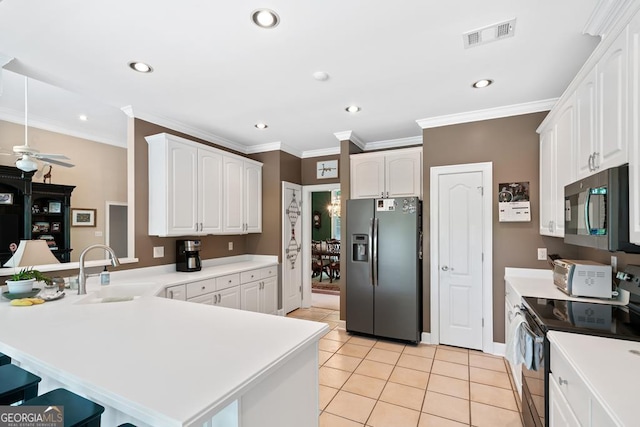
[{"left": 10, "top": 299, "right": 33, "bottom": 306}]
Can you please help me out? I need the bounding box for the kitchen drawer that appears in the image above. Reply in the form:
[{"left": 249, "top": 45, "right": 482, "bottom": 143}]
[
  {"left": 550, "top": 342, "right": 590, "bottom": 426},
  {"left": 165, "top": 284, "right": 186, "bottom": 300},
  {"left": 241, "top": 269, "right": 261, "bottom": 283},
  {"left": 186, "top": 278, "right": 217, "bottom": 299},
  {"left": 187, "top": 293, "right": 215, "bottom": 305},
  {"left": 261, "top": 265, "right": 277, "bottom": 279},
  {"left": 216, "top": 273, "right": 240, "bottom": 290}
]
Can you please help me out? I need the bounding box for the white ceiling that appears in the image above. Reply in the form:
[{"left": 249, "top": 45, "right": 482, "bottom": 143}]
[{"left": 0, "top": 0, "right": 602, "bottom": 156}]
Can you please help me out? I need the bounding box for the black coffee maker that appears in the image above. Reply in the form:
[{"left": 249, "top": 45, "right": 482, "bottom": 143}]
[{"left": 176, "top": 240, "right": 201, "bottom": 272}]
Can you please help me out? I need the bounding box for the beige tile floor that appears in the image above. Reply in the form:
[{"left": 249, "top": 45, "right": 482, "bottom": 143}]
[{"left": 287, "top": 307, "right": 523, "bottom": 427}]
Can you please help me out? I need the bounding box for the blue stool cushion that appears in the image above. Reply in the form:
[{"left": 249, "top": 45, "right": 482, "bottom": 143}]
[
  {"left": 0, "top": 352, "right": 11, "bottom": 366},
  {"left": 0, "top": 364, "right": 41, "bottom": 405},
  {"left": 21, "top": 388, "right": 105, "bottom": 427}
]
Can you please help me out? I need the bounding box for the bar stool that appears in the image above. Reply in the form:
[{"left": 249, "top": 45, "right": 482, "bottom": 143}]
[
  {"left": 0, "top": 352, "right": 11, "bottom": 365},
  {"left": 21, "top": 388, "right": 105, "bottom": 427},
  {"left": 0, "top": 363, "right": 41, "bottom": 405}
]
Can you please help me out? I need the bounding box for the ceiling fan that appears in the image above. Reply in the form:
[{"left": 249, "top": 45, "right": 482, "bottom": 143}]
[{"left": 0, "top": 76, "right": 74, "bottom": 172}]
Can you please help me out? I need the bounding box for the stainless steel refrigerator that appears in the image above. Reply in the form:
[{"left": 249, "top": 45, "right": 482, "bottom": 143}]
[{"left": 346, "top": 197, "right": 422, "bottom": 343}]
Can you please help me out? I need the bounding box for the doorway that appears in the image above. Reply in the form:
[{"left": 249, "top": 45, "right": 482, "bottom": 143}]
[
  {"left": 430, "top": 162, "right": 493, "bottom": 352},
  {"left": 105, "top": 202, "right": 127, "bottom": 258},
  {"left": 302, "top": 183, "right": 341, "bottom": 311}
]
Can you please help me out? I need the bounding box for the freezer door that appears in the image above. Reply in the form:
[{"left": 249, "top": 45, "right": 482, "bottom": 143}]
[
  {"left": 374, "top": 199, "right": 421, "bottom": 342},
  {"left": 346, "top": 199, "right": 375, "bottom": 335}
]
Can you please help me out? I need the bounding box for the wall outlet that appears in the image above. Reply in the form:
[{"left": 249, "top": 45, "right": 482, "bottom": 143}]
[
  {"left": 537, "top": 248, "right": 547, "bottom": 261},
  {"left": 153, "top": 246, "right": 164, "bottom": 258},
  {"left": 94, "top": 231, "right": 103, "bottom": 237},
  {"left": 228, "top": 241, "right": 233, "bottom": 251},
  {"left": 611, "top": 255, "right": 618, "bottom": 273}
]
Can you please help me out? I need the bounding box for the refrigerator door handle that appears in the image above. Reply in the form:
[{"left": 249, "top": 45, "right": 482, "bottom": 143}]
[
  {"left": 368, "top": 218, "right": 374, "bottom": 286},
  {"left": 373, "top": 217, "right": 379, "bottom": 286}
]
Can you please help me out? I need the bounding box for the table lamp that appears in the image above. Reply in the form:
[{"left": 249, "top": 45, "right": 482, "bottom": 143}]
[{"left": 3, "top": 240, "right": 60, "bottom": 267}]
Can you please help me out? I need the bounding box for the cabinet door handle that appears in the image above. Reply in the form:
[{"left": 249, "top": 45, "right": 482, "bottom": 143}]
[
  {"left": 168, "top": 290, "right": 174, "bottom": 299},
  {"left": 558, "top": 376, "right": 568, "bottom": 386},
  {"left": 201, "top": 285, "right": 206, "bottom": 290}
]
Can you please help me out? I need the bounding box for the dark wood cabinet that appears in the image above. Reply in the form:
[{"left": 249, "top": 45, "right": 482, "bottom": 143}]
[{"left": 0, "top": 166, "right": 75, "bottom": 264}]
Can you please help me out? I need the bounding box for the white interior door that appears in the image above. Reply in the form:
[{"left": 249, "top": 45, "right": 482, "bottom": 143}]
[
  {"left": 438, "top": 171, "right": 484, "bottom": 350},
  {"left": 283, "top": 182, "right": 303, "bottom": 313}
]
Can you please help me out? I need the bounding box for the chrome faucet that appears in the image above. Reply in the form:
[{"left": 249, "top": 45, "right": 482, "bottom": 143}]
[{"left": 78, "top": 244, "right": 120, "bottom": 295}]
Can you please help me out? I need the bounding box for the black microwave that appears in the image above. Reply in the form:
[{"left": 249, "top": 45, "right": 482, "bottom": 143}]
[{"left": 564, "top": 164, "right": 640, "bottom": 253}]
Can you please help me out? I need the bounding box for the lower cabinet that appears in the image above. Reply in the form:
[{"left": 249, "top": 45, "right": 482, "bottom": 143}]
[
  {"left": 240, "top": 268, "right": 278, "bottom": 315},
  {"left": 172, "top": 265, "right": 277, "bottom": 315},
  {"left": 549, "top": 373, "right": 581, "bottom": 427},
  {"left": 549, "top": 340, "right": 616, "bottom": 427}
]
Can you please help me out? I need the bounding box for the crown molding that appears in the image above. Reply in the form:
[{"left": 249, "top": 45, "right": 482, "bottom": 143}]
[
  {"left": 416, "top": 99, "right": 557, "bottom": 129},
  {"left": 583, "top": 0, "right": 635, "bottom": 37},
  {"left": 246, "top": 141, "right": 302, "bottom": 158},
  {"left": 120, "top": 105, "right": 134, "bottom": 118},
  {"left": 334, "top": 130, "right": 365, "bottom": 150},
  {"left": 365, "top": 135, "right": 422, "bottom": 151},
  {"left": 0, "top": 107, "right": 126, "bottom": 148},
  {"left": 301, "top": 146, "right": 341, "bottom": 158},
  {"left": 128, "top": 108, "right": 248, "bottom": 154}
]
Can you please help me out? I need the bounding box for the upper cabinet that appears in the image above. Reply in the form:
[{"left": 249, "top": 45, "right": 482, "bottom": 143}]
[
  {"left": 147, "top": 133, "right": 262, "bottom": 237},
  {"left": 540, "top": 95, "right": 574, "bottom": 238},
  {"left": 351, "top": 147, "right": 422, "bottom": 199},
  {"left": 222, "top": 156, "right": 262, "bottom": 234},
  {"left": 538, "top": 4, "right": 640, "bottom": 240}
]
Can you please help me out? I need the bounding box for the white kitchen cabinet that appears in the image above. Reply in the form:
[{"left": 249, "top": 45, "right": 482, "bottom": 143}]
[
  {"left": 574, "top": 29, "right": 628, "bottom": 179},
  {"left": 240, "top": 267, "right": 278, "bottom": 315},
  {"left": 628, "top": 13, "right": 640, "bottom": 244},
  {"left": 549, "top": 373, "right": 581, "bottom": 427},
  {"left": 217, "top": 286, "right": 241, "bottom": 310},
  {"left": 597, "top": 28, "right": 628, "bottom": 173},
  {"left": 147, "top": 133, "right": 261, "bottom": 237},
  {"left": 575, "top": 68, "right": 597, "bottom": 179},
  {"left": 165, "top": 284, "right": 186, "bottom": 300},
  {"left": 504, "top": 281, "right": 522, "bottom": 396},
  {"left": 549, "top": 340, "right": 617, "bottom": 427},
  {"left": 223, "top": 156, "right": 262, "bottom": 234},
  {"left": 351, "top": 147, "right": 422, "bottom": 199},
  {"left": 539, "top": 97, "right": 581, "bottom": 238},
  {"left": 187, "top": 293, "right": 215, "bottom": 305}
]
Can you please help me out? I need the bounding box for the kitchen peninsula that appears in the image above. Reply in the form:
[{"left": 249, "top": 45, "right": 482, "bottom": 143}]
[{"left": 0, "top": 260, "right": 327, "bottom": 427}]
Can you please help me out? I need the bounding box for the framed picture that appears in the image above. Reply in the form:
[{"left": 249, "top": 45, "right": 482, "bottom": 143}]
[
  {"left": 48, "top": 201, "right": 62, "bottom": 213},
  {"left": 33, "top": 221, "right": 50, "bottom": 233},
  {"left": 71, "top": 208, "right": 96, "bottom": 227},
  {"left": 316, "top": 160, "right": 338, "bottom": 179},
  {"left": 0, "top": 193, "right": 13, "bottom": 205}
]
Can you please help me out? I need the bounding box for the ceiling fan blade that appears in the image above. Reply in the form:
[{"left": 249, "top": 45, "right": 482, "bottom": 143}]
[
  {"left": 34, "top": 153, "right": 70, "bottom": 160},
  {"left": 40, "top": 157, "right": 75, "bottom": 168}
]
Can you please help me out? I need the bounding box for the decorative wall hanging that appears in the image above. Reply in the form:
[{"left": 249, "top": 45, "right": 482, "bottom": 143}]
[
  {"left": 285, "top": 190, "right": 302, "bottom": 269},
  {"left": 498, "top": 181, "right": 531, "bottom": 222},
  {"left": 316, "top": 160, "right": 338, "bottom": 179}
]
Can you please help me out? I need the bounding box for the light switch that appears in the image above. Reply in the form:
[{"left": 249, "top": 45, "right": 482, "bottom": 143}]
[
  {"left": 153, "top": 246, "right": 164, "bottom": 258},
  {"left": 94, "top": 231, "right": 103, "bottom": 237},
  {"left": 228, "top": 241, "right": 233, "bottom": 251}
]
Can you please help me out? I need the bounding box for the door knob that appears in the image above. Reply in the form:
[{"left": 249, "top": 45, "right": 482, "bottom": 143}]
[{"left": 441, "top": 266, "right": 449, "bottom": 271}]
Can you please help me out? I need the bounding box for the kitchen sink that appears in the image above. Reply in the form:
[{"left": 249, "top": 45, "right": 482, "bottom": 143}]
[{"left": 75, "top": 283, "right": 157, "bottom": 304}]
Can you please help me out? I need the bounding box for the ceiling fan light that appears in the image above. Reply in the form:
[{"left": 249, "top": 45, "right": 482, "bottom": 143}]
[{"left": 16, "top": 155, "right": 38, "bottom": 172}]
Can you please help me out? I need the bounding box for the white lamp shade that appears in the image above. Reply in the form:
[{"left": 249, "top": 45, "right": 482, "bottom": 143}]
[
  {"left": 3, "top": 240, "right": 60, "bottom": 267},
  {"left": 15, "top": 155, "right": 38, "bottom": 172}
]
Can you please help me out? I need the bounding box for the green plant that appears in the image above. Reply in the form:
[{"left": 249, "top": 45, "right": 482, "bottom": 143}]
[{"left": 9, "top": 268, "right": 51, "bottom": 285}]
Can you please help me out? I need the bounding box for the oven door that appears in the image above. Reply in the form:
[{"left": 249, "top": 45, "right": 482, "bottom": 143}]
[{"left": 521, "top": 309, "right": 548, "bottom": 427}]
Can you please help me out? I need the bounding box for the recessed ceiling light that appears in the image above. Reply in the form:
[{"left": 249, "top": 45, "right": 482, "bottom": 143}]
[
  {"left": 472, "top": 79, "right": 493, "bottom": 88},
  {"left": 345, "top": 105, "right": 361, "bottom": 113},
  {"left": 255, "top": 123, "right": 268, "bottom": 129},
  {"left": 79, "top": 114, "right": 88, "bottom": 121},
  {"left": 252, "top": 9, "right": 280, "bottom": 28},
  {"left": 128, "top": 61, "right": 154, "bottom": 73},
  {"left": 313, "top": 71, "right": 330, "bottom": 81}
]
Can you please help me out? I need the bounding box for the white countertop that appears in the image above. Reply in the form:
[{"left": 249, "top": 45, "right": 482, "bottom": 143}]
[
  {"left": 504, "top": 267, "right": 625, "bottom": 305},
  {"left": 0, "top": 257, "right": 328, "bottom": 426},
  {"left": 547, "top": 331, "right": 640, "bottom": 426}
]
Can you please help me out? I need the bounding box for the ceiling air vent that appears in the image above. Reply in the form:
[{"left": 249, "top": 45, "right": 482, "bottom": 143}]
[{"left": 463, "top": 18, "right": 516, "bottom": 48}]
